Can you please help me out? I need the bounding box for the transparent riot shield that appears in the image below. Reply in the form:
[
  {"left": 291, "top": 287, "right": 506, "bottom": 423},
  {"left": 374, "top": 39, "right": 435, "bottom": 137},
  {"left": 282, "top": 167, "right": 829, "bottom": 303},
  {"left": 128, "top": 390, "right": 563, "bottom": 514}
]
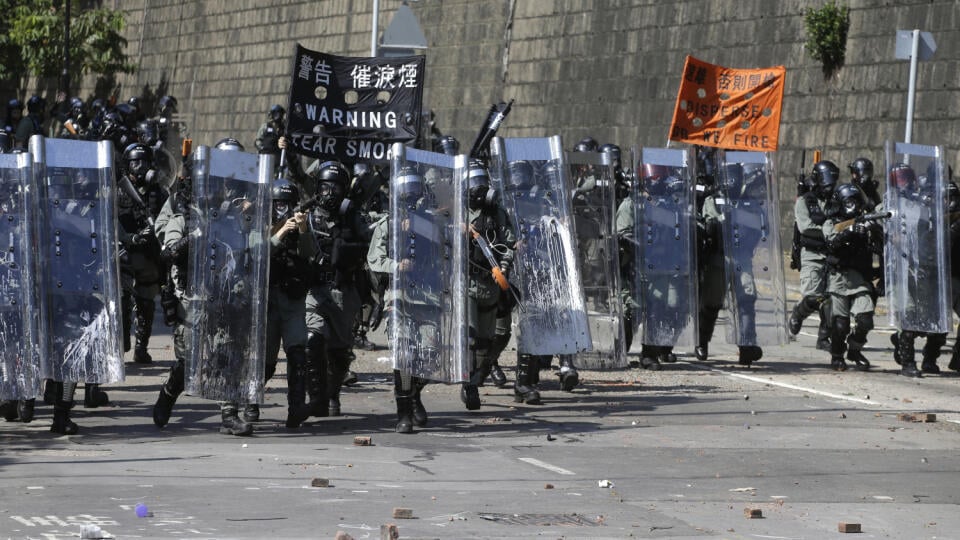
[
  {"left": 31, "top": 136, "right": 124, "bottom": 384},
  {"left": 389, "top": 144, "right": 469, "bottom": 383},
  {"left": 186, "top": 146, "right": 272, "bottom": 403},
  {"left": 565, "top": 149, "right": 626, "bottom": 368},
  {"left": 632, "top": 146, "right": 698, "bottom": 349},
  {"left": 716, "top": 151, "right": 788, "bottom": 347},
  {"left": 0, "top": 153, "right": 43, "bottom": 399},
  {"left": 883, "top": 141, "right": 951, "bottom": 333},
  {"left": 489, "top": 136, "right": 591, "bottom": 355}
]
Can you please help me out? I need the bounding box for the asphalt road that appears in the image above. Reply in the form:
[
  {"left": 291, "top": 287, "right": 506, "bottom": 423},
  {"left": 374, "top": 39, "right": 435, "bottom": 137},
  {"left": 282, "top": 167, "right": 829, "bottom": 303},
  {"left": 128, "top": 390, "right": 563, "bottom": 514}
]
[{"left": 2, "top": 318, "right": 960, "bottom": 540}]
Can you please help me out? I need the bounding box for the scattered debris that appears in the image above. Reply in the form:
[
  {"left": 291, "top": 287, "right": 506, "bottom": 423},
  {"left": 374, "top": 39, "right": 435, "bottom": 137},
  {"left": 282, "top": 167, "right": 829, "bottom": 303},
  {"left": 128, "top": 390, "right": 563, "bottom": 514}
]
[
  {"left": 839, "top": 413, "right": 847, "bottom": 419},
  {"left": 135, "top": 503, "right": 152, "bottom": 518},
  {"left": 354, "top": 436, "right": 373, "bottom": 446},
  {"left": 480, "top": 417, "right": 511, "bottom": 424},
  {"left": 80, "top": 525, "right": 112, "bottom": 539},
  {"left": 838, "top": 522, "right": 862, "bottom": 533},
  {"left": 898, "top": 413, "right": 936, "bottom": 423},
  {"left": 335, "top": 531, "right": 354, "bottom": 540},
  {"left": 729, "top": 487, "right": 756, "bottom": 492},
  {"left": 392, "top": 507, "right": 414, "bottom": 519},
  {"left": 598, "top": 479, "right": 614, "bottom": 488},
  {"left": 311, "top": 478, "right": 330, "bottom": 488},
  {"left": 744, "top": 508, "right": 763, "bottom": 519},
  {"left": 744, "top": 395, "right": 749, "bottom": 400},
  {"left": 380, "top": 523, "right": 399, "bottom": 540},
  {"left": 546, "top": 434, "right": 556, "bottom": 441},
  {"left": 544, "top": 483, "right": 554, "bottom": 490}
]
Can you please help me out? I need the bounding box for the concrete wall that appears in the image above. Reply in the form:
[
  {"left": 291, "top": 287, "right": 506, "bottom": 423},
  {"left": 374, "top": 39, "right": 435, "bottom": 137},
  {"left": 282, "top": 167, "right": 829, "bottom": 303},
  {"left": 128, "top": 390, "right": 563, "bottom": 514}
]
[{"left": 80, "top": 0, "right": 960, "bottom": 203}]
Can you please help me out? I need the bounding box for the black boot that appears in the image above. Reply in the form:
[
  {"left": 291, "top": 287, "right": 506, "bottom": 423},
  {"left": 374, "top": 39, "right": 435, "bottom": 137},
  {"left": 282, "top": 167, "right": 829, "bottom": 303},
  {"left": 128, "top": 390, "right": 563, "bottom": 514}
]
[
  {"left": 220, "top": 404, "right": 254, "bottom": 436},
  {"left": 921, "top": 333, "right": 946, "bottom": 374},
  {"left": 242, "top": 404, "right": 260, "bottom": 423},
  {"left": 640, "top": 345, "right": 662, "bottom": 370},
  {"left": 950, "top": 333, "right": 960, "bottom": 372},
  {"left": 51, "top": 403, "right": 78, "bottom": 435},
  {"left": 121, "top": 292, "right": 133, "bottom": 353},
  {"left": 489, "top": 360, "right": 508, "bottom": 388},
  {"left": 133, "top": 298, "right": 156, "bottom": 364},
  {"left": 83, "top": 383, "right": 109, "bottom": 408},
  {"left": 891, "top": 333, "right": 902, "bottom": 365},
  {"left": 738, "top": 346, "right": 762, "bottom": 366},
  {"left": 285, "top": 347, "right": 311, "bottom": 429},
  {"left": 51, "top": 383, "right": 78, "bottom": 435},
  {"left": 788, "top": 296, "right": 819, "bottom": 335},
  {"left": 460, "top": 382, "right": 481, "bottom": 410},
  {"left": 153, "top": 359, "right": 184, "bottom": 428},
  {"left": 326, "top": 349, "right": 351, "bottom": 417},
  {"left": 412, "top": 378, "right": 428, "bottom": 427},
  {"left": 0, "top": 401, "right": 14, "bottom": 421},
  {"left": 305, "top": 332, "right": 329, "bottom": 417},
  {"left": 558, "top": 355, "right": 579, "bottom": 391},
  {"left": 698, "top": 307, "right": 720, "bottom": 360},
  {"left": 846, "top": 314, "right": 872, "bottom": 371},
  {"left": 394, "top": 374, "right": 415, "bottom": 434},
  {"left": 897, "top": 331, "right": 921, "bottom": 378},
  {"left": 830, "top": 354, "right": 848, "bottom": 372},
  {"left": 43, "top": 379, "right": 56, "bottom": 405},
  {"left": 342, "top": 370, "right": 358, "bottom": 387},
  {"left": 17, "top": 399, "right": 35, "bottom": 423},
  {"left": 514, "top": 355, "right": 542, "bottom": 405}
]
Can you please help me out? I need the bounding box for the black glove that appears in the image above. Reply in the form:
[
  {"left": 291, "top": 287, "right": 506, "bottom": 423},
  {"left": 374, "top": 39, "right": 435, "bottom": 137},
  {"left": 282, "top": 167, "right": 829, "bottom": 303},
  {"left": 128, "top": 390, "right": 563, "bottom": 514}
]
[{"left": 132, "top": 223, "right": 154, "bottom": 246}]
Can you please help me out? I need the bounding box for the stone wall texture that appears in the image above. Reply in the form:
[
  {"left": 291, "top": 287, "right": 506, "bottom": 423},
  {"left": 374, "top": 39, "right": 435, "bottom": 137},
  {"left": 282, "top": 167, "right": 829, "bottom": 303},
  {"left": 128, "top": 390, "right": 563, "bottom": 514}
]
[{"left": 67, "top": 0, "right": 960, "bottom": 225}]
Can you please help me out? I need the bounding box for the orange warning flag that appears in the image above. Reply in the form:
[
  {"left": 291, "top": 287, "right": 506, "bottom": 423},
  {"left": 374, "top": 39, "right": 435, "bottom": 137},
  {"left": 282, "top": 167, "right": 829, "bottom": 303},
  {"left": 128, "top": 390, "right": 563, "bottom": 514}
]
[{"left": 668, "top": 55, "right": 786, "bottom": 151}]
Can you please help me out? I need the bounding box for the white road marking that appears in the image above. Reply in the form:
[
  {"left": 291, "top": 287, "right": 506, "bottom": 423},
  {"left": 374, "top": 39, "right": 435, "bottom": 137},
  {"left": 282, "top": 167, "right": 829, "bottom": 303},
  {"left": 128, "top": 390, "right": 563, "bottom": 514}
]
[
  {"left": 698, "top": 366, "right": 880, "bottom": 406},
  {"left": 518, "top": 457, "right": 575, "bottom": 475}
]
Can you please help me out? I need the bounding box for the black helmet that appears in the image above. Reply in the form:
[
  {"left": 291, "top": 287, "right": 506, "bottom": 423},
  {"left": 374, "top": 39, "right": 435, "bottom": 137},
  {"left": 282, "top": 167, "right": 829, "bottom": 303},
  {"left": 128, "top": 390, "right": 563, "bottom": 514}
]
[
  {"left": 272, "top": 178, "right": 299, "bottom": 222},
  {"left": 91, "top": 99, "right": 105, "bottom": 113},
  {"left": 158, "top": 95, "right": 178, "bottom": 116},
  {"left": 0, "top": 132, "right": 11, "bottom": 153},
  {"left": 137, "top": 119, "right": 160, "bottom": 146},
  {"left": 505, "top": 160, "right": 535, "bottom": 190},
  {"left": 833, "top": 183, "right": 865, "bottom": 219},
  {"left": 317, "top": 179, "right": 346, "bottom": 213},
  {"left": 599, "top": 143, "right": 621, "bottom": 168},
  {"left": 438, "top": 135, "right": 460, "bottom": 156},
  {"left": 269, "top": 104, "right": 285, "bottom": 123},
  {"left": 395, "top": 166, "right": 424, "bottom": 202},
  {"left": 315, "top": 160, "right": 350, "bottom": 186},
  {"left": 26, "top": 95, "right": 44, "bottom": 114},
  {"left": 68, "top": 97, "right": 84, "bottom": 115},
  {"left": 127, "top": 96, "right": 144, "bottom": 120},
  {"left": 215, "top": 137, "right": 245, "bottom": 152},
  {"left": 574, "top": 137, "right": 598, "bottom": 153},
  {"left": 123, "top": 143, "right": 153, "bottom": 180},
  {"left": 811, "top": 160, "right": 840, "bottom": 200},
  {"left": 641, "top": 163, "right": 672, "bottom": 195},
  {"left": 467, "top": 160, "right": 497, "bottom": 210},
  {"left": 7, "top": 98, "right": 21, "bottom": 112},
  {"left": 848, "top": 157, "right": 873, "bottom": 182},
  {"left": 115, "top": 103, "right": 137, "bottom": 127}
]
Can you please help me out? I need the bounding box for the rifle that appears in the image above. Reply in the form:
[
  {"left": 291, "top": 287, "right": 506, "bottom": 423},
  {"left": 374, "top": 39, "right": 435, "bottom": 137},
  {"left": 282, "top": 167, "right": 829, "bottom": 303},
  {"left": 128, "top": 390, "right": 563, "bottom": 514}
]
[
  {"left": 469, "top": 224, "right": 523, "bottom": 312},
  {"left": 833, "top": 211, "right": 892, "bottom": 233},
  {"left": 468, "top": 100, "right": 514, "bottom": 161}
]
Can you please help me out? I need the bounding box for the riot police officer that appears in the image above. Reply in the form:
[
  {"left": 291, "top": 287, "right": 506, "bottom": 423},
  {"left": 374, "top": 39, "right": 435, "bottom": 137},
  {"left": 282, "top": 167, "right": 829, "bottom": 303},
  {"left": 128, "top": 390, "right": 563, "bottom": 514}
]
[
  {"left": 256, "top": 105, "right": 285, "bottom": 156},
  {"left": 788, "top": 160, "right": 838, "bottom": 350},
  {"left": 261, "top": 178, "right": 315, "bottom": 428},
  {"left": 118, "top": 143, "right": 168, "bottom": 367},
  {"left": 823, "top": 183, "right": 882, "bottom": 371},
  {"left": 15, "top": 96, "right": 45, "bottom": 149},
  {"left": 152, "top": 137, "right": 254, "bottom": 436},
  {"left": 464, "top": 161, "right": 516, "bottom": 409},
  {"left": 848, "top": 157, "right": 880, "bottom": 208},
  {"left": 303, "top": 161, "right": 368, "bottom": 417}
]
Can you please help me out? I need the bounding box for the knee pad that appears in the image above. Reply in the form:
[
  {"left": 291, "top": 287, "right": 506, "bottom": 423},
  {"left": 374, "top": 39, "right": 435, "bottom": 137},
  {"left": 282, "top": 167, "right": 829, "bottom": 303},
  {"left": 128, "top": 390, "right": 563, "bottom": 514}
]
[
  {"left": 832, "top": 316, "right": 851, "bottom": 337},
  {"left": 853, "top": 313, "right": 874, "bottom": 335},
  {"left": 306, "top": 331, "right": 325, "bottom": 351}
]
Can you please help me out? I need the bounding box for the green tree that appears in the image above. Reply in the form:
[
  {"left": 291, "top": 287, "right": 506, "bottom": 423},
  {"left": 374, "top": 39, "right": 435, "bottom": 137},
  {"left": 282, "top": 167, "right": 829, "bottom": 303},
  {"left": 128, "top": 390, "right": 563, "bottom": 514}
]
[
  {"left": 3, "top": 0, "right": 133, "bottom": 85},
  {"left": 804, "top": 1, "right": 850, "bottom": 79}
]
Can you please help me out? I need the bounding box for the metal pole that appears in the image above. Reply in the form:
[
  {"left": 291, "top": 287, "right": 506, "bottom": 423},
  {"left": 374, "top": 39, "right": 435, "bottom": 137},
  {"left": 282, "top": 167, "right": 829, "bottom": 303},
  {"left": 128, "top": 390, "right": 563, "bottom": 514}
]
[
  {"left": 371, "top": 0, "right": 380, "bottom": 57},
  {"left": 904, "top": 29, "right": 920, "bottom": 144}
]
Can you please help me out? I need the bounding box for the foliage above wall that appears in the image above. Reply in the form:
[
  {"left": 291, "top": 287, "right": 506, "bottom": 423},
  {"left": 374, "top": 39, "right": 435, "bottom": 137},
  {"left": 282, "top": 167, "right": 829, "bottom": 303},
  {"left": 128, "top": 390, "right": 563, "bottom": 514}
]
[{"left": 804, "top": 1, "right": 850, "bottom": 79}]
